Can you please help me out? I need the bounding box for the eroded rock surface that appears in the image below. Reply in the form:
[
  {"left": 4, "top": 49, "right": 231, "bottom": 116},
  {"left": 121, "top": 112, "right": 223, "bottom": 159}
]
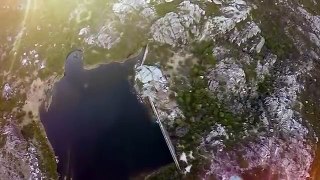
[{"left": 1, "top": 0, "right": 320, "bottom": 179}]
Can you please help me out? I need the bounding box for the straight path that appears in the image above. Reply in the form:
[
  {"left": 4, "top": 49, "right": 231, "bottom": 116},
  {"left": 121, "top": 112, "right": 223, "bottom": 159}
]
[{"left": 148, "top": 96, "right": 181, "bottom": 171}]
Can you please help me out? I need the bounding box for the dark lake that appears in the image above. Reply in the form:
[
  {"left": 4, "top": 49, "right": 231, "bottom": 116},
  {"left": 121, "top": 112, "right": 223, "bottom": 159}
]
[{"left": 40, "top": 50, "right": 172, "bottom": 180}]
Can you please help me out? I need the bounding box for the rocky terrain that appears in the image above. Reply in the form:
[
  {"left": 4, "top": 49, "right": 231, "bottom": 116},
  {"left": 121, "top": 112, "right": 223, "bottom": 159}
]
[{"left": 0, "top": 0, "right": 320, "bottom": 179}]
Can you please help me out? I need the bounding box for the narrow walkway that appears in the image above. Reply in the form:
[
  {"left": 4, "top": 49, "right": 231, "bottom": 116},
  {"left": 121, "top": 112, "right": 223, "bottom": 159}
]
[
  {"left": 138, "top": 44, "right": 180, "bottom": 171},
  {"left": 148, "top": 96, "right": 181, "bottom": 171}
]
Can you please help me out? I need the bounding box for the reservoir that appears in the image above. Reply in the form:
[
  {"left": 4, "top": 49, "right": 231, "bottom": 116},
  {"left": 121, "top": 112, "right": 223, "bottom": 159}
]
[{"left": 40, "top": 50, "right": 172, "bottom": 180}]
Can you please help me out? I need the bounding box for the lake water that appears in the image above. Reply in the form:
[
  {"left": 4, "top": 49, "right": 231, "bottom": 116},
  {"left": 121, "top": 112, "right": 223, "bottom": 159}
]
[{"left": 40, "top": 50, "right": 172, "bottom": 180}]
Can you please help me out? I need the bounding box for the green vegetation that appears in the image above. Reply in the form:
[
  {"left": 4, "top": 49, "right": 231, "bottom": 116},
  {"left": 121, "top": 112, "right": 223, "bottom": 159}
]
[
  {"left": 297, "top": 0, "right": 320, "bottom": 15},
  {"left": 191, "top": 40, "right": 216, "bottom": 66},
  {"left": 21, "top": 123, "right": 35, "bottom": 141},
  {"left": 257, "top": 75, "right": 274, "bottom": 95},
  {"left": 16, "top": 110, "right": 27, "bottom": 124},
  {"left": 1, "top": 1, "right": 152, "bottom": 178},
  {"left": 0, "top": 135, "right": 7, "bottom": 149},
  {"left": 0, "top": 92, "right": 26, "bottom": 114},
  {"left": 198, "top": 1, "right": 220, "bottom": 16},
  {"left": 300, "top": 63, "right": 320, "bottom": 139},
  {"left": 166, "top": 63, "right": 253, "bottom": 177},
  {"left": 146, "top": 43, "right": 174, "bottom": 67},
  {"left": 21, "top": 121, "right": 58, "bottom": 179},
  {"left": 244, "top": 63, "right": 258, "bottom": 82},
  {"left": 5, "top": 0, "right": 151, "bottom": 80},
  {"left": 78, "top": 12, "right": 150, "bottom": 66},
  {"left": 153, "top": 0, "right": 183, "bottom": 17},
  {"left": 147, "top": 164, "right": 181, "bottom": 180},
  {"left": 251, "top": 2, "right": 296, "bottom": 59},
  {"left": 174, "top": 65, "right": 245, "bottom": 150}
]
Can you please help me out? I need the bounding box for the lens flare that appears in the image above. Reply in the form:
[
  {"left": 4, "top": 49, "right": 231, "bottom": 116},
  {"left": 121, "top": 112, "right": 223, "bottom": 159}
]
[{"left": 9, "top": 0, "right": 33, "bottom": 72}]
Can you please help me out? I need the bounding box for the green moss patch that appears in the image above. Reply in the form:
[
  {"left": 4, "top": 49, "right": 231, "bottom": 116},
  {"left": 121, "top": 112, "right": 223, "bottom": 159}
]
[
  {"left": 198, "top": 1, "right": 220, "bottom": 16},
  {"left": 251, "top": 2, "right": 296, "bottom": 59},
  {"left": 146, "top": 163, "right": 181, "bottom": 180},
  {"left": 153, "top": 1, "right": 183, "bottom": 17},
  {"left": 191, "top": 40, "right": 216, "bottom": 66},
  {"left": 257, "top": 75, "right": 274, "bottom": 96},
  {"left": 0, "top": 134, "right": 7, "bottom": 149},
  {"left": 21, "top": 121, "right": 58, "bottom": 179},
  {"left": 296, "top": 0, "right": 320, "bottom": 15}
]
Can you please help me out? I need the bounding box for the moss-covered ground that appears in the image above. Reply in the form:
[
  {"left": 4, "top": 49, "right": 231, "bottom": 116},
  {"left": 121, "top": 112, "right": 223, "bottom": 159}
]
[{"left": 21, "top": 120, "right": 58, "bottom": 179}]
